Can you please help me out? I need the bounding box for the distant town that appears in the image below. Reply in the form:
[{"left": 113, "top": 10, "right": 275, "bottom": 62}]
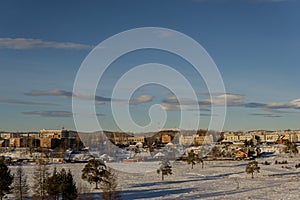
[{"left": 1, "top": 128, "right": 299, "bottom": 164}]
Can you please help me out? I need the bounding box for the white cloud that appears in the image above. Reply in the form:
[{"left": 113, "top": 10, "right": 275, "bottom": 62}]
[
  {"left": 291, "top": 99, "right": 300, "bottom": 108},
  {"left": 162, "top": 96, "right": 214, "bottom": 108},
  {"left": 0, "top": 38, "right": 93, "bottom": 50},
  {"left": 162, "top": 96, "right": 199, "bottom": 105},
  {"left": 265, "top": 99, "right": 300, "bottom": 109},
  {"left": 130, "top": 95, "right": 154, "bottom": 105},
  {"left": 266, "top": 102, "right": 291, "bottom": 109},
  {"left": 160, "top": 103, "right": 185, "bottom": 111},
  {"left": 203, "top": 93, "right": 244, "bottom": 106}
]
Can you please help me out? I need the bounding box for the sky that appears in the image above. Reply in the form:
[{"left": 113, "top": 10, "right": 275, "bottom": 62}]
[{"left": 0, "top": 0, "right": 300, "bottom": 132}]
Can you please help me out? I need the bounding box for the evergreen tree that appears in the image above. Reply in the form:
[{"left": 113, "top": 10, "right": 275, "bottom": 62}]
[
  {"left": 157, "top": 159, "right": 172, "bottom": 181},
  {"left": 100, "top": 167, "right": 120, "bottom": 200},
  {"left": 246, "top": 161, "right": 260, "bottom": 179},
  {"left": 60, "top": 169, "right": 78, "bottom": 200},
  {"left": 0, "top": 158, "right": 13, "bottom": 200},
  {"left": 13, "top": 165, "right": 29, "bottom": 200},
  {"left": 32, "top": 159, "right": 49, "bottom": 200},
  {"left": 46, "top": 168, "right": 78, "bottom": 200},
  {"left": 82, "top": 159, "right": 107, "bottom": 189},
  {"left": 46, "top": 167, "right": 60, "bottom": 200}
]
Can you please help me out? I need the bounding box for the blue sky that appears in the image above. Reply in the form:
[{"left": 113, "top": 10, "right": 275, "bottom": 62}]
[{"left": 0, "top": 0, "right": 300, "bottom": 132}]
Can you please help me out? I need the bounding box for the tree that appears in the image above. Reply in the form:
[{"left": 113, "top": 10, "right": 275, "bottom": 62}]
[
  {"left": 211, "top": 146, "right": 221, "bottom": 157},
  {"left": 246, "top": 161, "right": 260, "bottom": 179},
  {"left": 157, "top": 159, "right": 172, "bottom": 181},
  {"left": 187, "top": 150, "right": 203, "bottom": 169},
  {"left": 13, "top": 165, "right": 29, "bottom": 200},
  {"left": 46, "top": 167, "right": 60, "bottom": 200},
  {"left": 82, "top": 159, "right": 107, "bottom": 189},
  {"left": 60, "top": 169, "right": 78, "bottom": 200},
  {"left": 244, "top": 139, "right": 254, "bottom": 147},
  {"left": 0, "top": 158, "right": 13, "bottom": 200},
  {"left": 284, "top": 140, "right": 298, "bottom": 155},
  {"left": 100, "top": 167, "right": 120, "bottom": 200},
  {"left": 46, "top": 168, "right": 78, "bottom": 200},
  {"left": 32, "top": 159, "right": 50, "bottom": 200}
]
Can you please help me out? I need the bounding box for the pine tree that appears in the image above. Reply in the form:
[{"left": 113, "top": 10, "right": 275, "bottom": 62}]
[
  {"left": 157, "top": 159, "right": 172, "bottom": 181},
  {"left": 46, "top": 167, "right": 60, "bottom": 200},
  {"left": 0, "top": 158, "right": 13, "bottom": 200},
  {"left": 82, "top": 159, "right": 107, "bottom": 189},
  {"left": 60, "top": 169, "right": 78, "bottom": 200},
  {"left": 32, "top": 159, "right": 50, "bottom": 200},
  {"left": 99, "top": 167, "right": 120, "bottom": 200},
  {"left": 46, "top": 168, "right": 77, "bottom": 200},
  {"left": 246, "top": 161, "right": 260, "bottom": 179},
  {"left": 13, "top": 165, "right": 29, "bottom": 200}
]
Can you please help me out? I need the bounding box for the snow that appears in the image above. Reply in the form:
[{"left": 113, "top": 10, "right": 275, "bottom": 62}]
[{"left": 7, "top": 154, "right": 300, "bottom": 199}]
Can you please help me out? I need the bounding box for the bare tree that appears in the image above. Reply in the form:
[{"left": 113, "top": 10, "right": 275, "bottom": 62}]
[
  {"left": 13, "top": 165, "right": 29, "bottom": 200},
  {"left": 157, "top": 159, "right": 172, "bottom": 181},
  {"left": 32, "top": 159, "right": 49, "bottom": 200},
  {"left": 100, "top": 167, "right": 120, "bottom": 200},
  {"left": 187, "top": 150, "right": 203, "bottom": 169}
]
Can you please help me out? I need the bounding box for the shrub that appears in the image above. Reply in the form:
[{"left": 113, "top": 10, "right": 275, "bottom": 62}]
[{"left": 263, "top": 161, "right": 271, "bottom": 165}]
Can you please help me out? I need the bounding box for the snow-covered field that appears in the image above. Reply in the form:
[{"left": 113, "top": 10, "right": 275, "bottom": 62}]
[{"left": 8, "top": 154, "right": 300, "bottom": 199}]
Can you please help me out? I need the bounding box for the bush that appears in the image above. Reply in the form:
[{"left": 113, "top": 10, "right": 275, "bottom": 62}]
[
  {"left": 263, "top": 161, "right": 271, "bottom": 165},
  {"left": 245, "top": 161, "right": 260, "bottom": 179},
  {"left": 275, "top": 160, "right": 288, "bottom": 164}
]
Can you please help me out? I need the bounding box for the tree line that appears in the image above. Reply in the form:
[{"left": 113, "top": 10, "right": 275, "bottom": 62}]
[{"left": 0, "top": 158, "right": 120, "bottom": 200}]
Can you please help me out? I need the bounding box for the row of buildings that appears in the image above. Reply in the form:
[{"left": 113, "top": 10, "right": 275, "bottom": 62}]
[
  {"left": 0, "top": 129, "right": 81, "bottom": 149},
  {"left": 105, "top": 129, "right": 300, "bottom": 147},
  {"left": 223, "top": 130, "right": 300, "bottom": 144},
  {"left": 1, "top": 128, "right": 300, "bottom": 150}
]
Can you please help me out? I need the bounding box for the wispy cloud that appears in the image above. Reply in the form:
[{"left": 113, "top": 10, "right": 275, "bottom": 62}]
[
  {"left": 162, "top": 93, "right": 300, "bottom": 113},
  {"left": 160, "top": 93, "right": 242, "bottom": 111},
  {"left": 162, "top": 96, "right": 211, "bottom": 106},
  {"left": 160, "top": 103, "right": 186, "bottom": 111},
  {"left": 263, "top": 99, "right": 300, "bottom": 110},
  {"left": 194, "top": 113, "right": 219, "bottom": 117},
  {"left": 245, "top": 102, "right": 267, "bottom": 108},
  {"left": 22, "top": 110, "right": 72, "bottom": 117},
  {"left": 0, "top": 38, "right": 93, "bottom": 50},
  {"left": 25, "top": 89, "right": 111, "bottom": 103},
  {"left": 130, "top": 95, "right": 154, "bottom": 105},
  {"left": 245, "top": 99, "right": 300, "bottom": 111},
  {"left": 25, "top": 89, "right": 72, "bottom": 98},
  {"left": 249, "top": 113, "right": 282, "bottom": 118},
  {"left": 0, "top": 99, "right": 59, "bottom": 106},
  {"left": 202, "top": 93, "right": 244, "bottom": 107}
]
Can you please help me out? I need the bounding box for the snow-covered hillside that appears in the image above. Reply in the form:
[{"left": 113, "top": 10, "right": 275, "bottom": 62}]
[{"left": 8, "top": 154, "right": 300, "bottom": 199}]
